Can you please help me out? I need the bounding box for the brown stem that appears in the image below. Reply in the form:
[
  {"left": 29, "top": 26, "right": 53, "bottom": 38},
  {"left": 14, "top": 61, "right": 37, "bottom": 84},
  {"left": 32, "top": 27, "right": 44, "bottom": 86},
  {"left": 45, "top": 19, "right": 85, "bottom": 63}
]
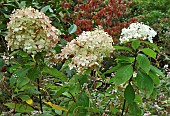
[
  {"left": 1, "top": 77, "right": 12, "bottom": 97},
  {"left": 37, "top": 78, "right": 43, "bottom": 113},
  {"left": 121, "top": 99, "right": 126, "bottom": 116}
]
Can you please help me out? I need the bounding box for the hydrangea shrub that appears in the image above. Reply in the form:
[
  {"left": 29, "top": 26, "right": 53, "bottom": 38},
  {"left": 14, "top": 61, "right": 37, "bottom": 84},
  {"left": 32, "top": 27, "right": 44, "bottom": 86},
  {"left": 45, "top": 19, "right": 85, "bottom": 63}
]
[
  {"left": 57, "top": 26, "right": 114, "bottom": 73},
  {"left": 5, "top": 7, "right": 60, "bottom": 54},
  {"left": 120, "top": 22, "right": 157, "bottom": 43}
]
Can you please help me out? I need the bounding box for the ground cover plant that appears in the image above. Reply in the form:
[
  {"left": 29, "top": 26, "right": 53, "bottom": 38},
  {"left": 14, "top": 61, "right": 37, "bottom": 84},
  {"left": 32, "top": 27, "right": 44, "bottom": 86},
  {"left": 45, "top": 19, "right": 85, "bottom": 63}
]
[{"left": 0, "top": 0, "right": 169, "bottom": 116}]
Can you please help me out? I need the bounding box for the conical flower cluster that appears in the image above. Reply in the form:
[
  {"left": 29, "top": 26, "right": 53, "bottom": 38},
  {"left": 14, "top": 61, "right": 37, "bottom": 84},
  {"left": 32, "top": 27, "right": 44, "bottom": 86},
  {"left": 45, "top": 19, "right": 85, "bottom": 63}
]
[
  {"left": 5, "top": 7, "right": 60, "bottom": 54},
  {"left": 57, "top": 26, "right": 114, "bottom": 73}
]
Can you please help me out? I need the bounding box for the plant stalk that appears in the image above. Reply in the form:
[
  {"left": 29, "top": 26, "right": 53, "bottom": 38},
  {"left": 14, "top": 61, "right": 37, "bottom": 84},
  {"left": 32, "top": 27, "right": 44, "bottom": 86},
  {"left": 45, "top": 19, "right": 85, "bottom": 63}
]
[
  {"left": 37, "top": 78, "right": 43, "bottom": 113},
  {"left": 121, "top": 49, "right": 138, "bottom": 116}
]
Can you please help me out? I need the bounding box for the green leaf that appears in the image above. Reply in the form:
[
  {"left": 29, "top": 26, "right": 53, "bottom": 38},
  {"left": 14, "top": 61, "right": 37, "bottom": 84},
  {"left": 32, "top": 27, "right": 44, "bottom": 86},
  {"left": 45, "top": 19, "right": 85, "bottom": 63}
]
[
  {"left": 103, "top": 64, "right": 121, "bottom": 75},
  {"left": 143, "top": 41, "right": 160, "bottom": 52},
  {"left": 19, "top": 1, "right": 26, "bottom": 8},
  {"left": 124, "top": 84, "right": 135, "bottom": 103},
  {"left": 113, "top": 65, "right": 133, "bottom": 86},
  {"left": 41, "top": 5, "right": 50, "bottom": 13},
  {"left": 113, "top": 46, "right": 132, "bottom": 52},
  {"left": 0, "top": 24, "right": 6, "bottom": 30},
  {"left": 0, "top": 58, "right": 5, "bottom": 69},
  {"left": 68, "top": 92, "right": 89, "bottom": 115},
  {"left": 149, "top": 71, "right": 160, "bottom": 85},
  {"left": 136, "top": 71, "right": 154, "bottom": 98},
  {"left": 0, "top": 72, "right": 2, "bottom": 79},
  {"left": 141, "top": 48, "right": 157, "bottom": 59},
  {"left": 59, "top": 12, "right": 64, "bottom": 18},
  {"left": 78, "top": 92, "right": 89, "bottom": 106},
  {"left": 26, "top": 89, "right": 41, "bottom": 95},
  {"left": 136, "top": 54, "right": 150, "bottom": 74},
  {"left": 132, "top": 40, "right": 141, "bottom": 50},
  {"left": 68, "top": 24, "right": 77, "bottom": 34},
  {"left": 43, "top": 67, "right": 67, "bottom": 81},
  {"left": 79, "top": 75, "right": 88, "bottom": 86},
  {"left": 134, "top": 94, "right": 143, "bottom": 105},
  {"left": 27, "top": 66, "right": 41, "bottom": 80},
  {"left": 17, "top": 77, "right": 30, "bottom": 89},
  {"left": 129, "top": 102, "right": 143, "bottom": 116},
  {"left": 10, "top": 76, "right": 16, "bottom": 86},
  {"left": 12, "top": 67, "right": 30, "bottom": 78},
  {"left": 151, "top": 89, "right": 157, "bottom": 99},
  {"left": 115, "top": 56, "right": 135, "bottom": 63},
  {"left": 4, "top": 103, "right": 34, "bottom": 113},
  {"left": 10, "top": 50, "right": 29, "bottom": 58},
  {"left": 44, "top": 101, "right": 68, "bottom": 111},
  {"left": 19, "top": 95, "right": 33, "bottom": 105},
  {"left": 150, "top": 65, "right": 164, "bottom": 77},
  {"left": 54, "top": 88, "right": 68, "bottom": 98},
  {"left": 8, "top": 64, "right": 21, "bottom": 73}
]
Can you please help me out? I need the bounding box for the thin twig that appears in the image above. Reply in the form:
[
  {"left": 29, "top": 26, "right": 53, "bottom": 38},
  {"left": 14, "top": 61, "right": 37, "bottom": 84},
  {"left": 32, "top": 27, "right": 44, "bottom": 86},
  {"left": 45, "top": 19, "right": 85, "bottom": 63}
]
[{"left": 121, "top": 99, "right": 126, "bottom": 116}]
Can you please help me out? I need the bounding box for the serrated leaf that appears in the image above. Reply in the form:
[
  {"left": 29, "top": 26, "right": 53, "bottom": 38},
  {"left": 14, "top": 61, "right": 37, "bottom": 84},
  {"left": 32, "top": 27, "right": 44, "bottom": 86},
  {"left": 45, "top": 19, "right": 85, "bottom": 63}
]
[
  {"left": 4, "top": 103, "right": 34, "bottom": 113},
  {"left": 136, "top": 71, "right": 154, "bottom": 98},
  {"left": 141, "top": 48, "right": 157, "bottom": 59},
  {"left": 149, "top": 71, "right": 160, "bottom": 85},
  {"left": 44, "top": 102, "right": 68, "bottom": 111},
  {"left": 124, "top": 84, "right": 135, "bottom": 103},
  {"left": 132, "top": 40, "right": 141, "bottom": 50},
  {"left": 143, "top": 41, "right": 160, "bottom": 52},
  {"left": 113, "top": 46, "right": 132, "bottom": 52},
  {"left": 137, "top": 54, "right": 150, "bottom": 74},
  {"left": 68, "top": 24, "right": 77, "bottom": 34},
  {"left": 42, "top": 67, "right": 67, "bottom": 81},
  {"left": 113, "top": 65, "right": 133, "bottom": 86},
  {"left": 41, "top": 5, "right": 50, "bottom": 13}
]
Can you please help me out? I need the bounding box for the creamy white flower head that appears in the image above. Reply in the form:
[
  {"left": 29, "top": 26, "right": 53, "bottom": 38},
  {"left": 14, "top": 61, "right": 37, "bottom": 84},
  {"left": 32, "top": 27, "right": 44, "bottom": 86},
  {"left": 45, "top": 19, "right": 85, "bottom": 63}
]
[
  {"left": 120, "top": 22, "right": 157, "bottom": 43},
  {"left": 57, "top": 26, "right": 114, "bottom": 73},
  {"left": 5, "top": 7, "right": 60, "bottom": 54}
]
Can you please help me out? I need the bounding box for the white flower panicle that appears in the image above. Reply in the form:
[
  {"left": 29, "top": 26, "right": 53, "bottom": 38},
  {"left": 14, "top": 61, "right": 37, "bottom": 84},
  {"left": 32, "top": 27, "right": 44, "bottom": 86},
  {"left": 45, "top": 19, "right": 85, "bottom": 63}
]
[
  {"left": 5, "top": 7, "right": 60, "bottom": 54},
  {"left": 120, "top": 22, "right": 157, "bottom": 43},
  {"left": 57, "top": 26, "right": 114, "bottom": 73}
]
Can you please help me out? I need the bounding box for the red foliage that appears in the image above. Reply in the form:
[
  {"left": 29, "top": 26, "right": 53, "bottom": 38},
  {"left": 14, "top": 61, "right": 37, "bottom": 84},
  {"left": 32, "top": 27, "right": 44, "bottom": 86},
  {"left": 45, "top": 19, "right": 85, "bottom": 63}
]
[
  {"left": 62, "top": 0, "right": 138, "bottom": 43},
  {"left": 0, "top": 66, "right": 6, "bottom": 72}
]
